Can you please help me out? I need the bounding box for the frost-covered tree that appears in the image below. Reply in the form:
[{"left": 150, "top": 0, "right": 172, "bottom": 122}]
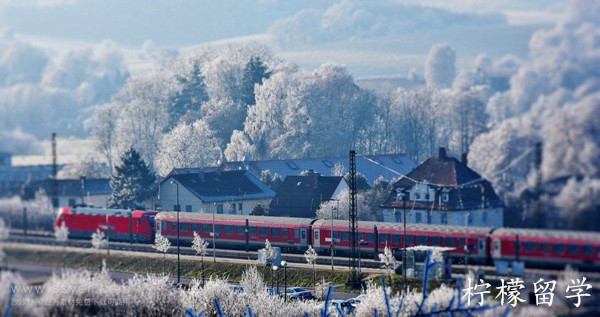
[
  {"left": 0, "top": 218, "right": 8, "bottom": 264},
  {"left": 153, "top": 233, "right": 171, "bottom": 274},
  {"left": 316, "top": 189, "right": 374, "bottom": 221},
  {"left": 154, "top": 119, "right": 222, "bottom": 176},
  {"left": 54, "top": 222, "right": 69, "bottom": 266},
  {"left": 91, "top": 228, "right": 108, "bottom": 253},
  {"left": 378, "top": 245, "right": 396, "bottom": 286},
  {"left": 241, "top": 56, "right": 271, "bottom": 107},
  {"left": 344, "top": 172, "right": 370, "bottom": 192},
  {"left": 304, "top": 245, "right": 318, "bottom": 289},
  {"left": 192, "top": 231, "right": 209, "bottom": 284},
  {"left": 168, "top": 61, "right": 209, "bottom": 128},
  {"left": 257, "top": 239, "right": 277, "bottom": 266},
  {"left": 425, "top": 43, "right": 456, "bottom": 89},
  {"left": 259, "top": 169, "right": 283, "bottom": 192},
  {"left": 109, "top": 147, "right": 157, "bottom": 209},
  {"left": 554, "top": 177, "right": 600, "bottom": 231}
]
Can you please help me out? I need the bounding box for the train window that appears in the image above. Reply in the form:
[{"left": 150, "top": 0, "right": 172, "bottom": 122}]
[
  {"left": 417, "top": 235, "right": 428, "bottom": 245},
  {"left": 272, "top": 228, "right": 280, "bottom": 237},
  {"left": 553, "top": 244, "right": 565, "bottom": 254},
  {"left": 173, "top": 222, "right": 178, "bottom": 231},
  {"left": 524, "top": 242, "right": 536, "bottom": 252},
  {"left": 406, "top": 235, "right": 414, "bottom": 245},
  {"left": 259, "top": 227, "right": 268, "bottom": 236},
  {"left": 540, "top": 243, "right": 550, "bottom": 253},
  {"left": 162, "top": 221, "right": 167, "bottom": 231},
  {"left": 294, "top": 229, "right": 300, "bottom": 238},
  {"left": 202, "top": 224, "right": 210, "bottom": 233},
  {"left": 366, "top": 233, "right": 374, "bottom": 242},
  {"left": 341, "top": 232, "right": 349, "bottom": 241},
  {"left": 192, "top": 223, "right": 200, "bottom": 233},
  {"left": 225, "top": 225, "right": 234, "bottom": 235},
  {"left": 181, "top": 223, "right": 189, "bottom": 232},
  {"left": 314, "top": 231, "right": 319, "bottom": 240},
  {"left": 215, "top": 225, "right": 222, "bottom": 234},
  {"left": 282, "top": 228, "right": 288, "bottom": 237},
  {"left": 392, "top": 235, "right": 401, "bottom": 244},
  {"left": 583, "top": 245, "right": 594, "bottom": 255},
  {"left": 431, "top": 236, "right": 441, "bottom": 246},
  {"left": 444, "top": 237, "right": 455, "bottom": 247},
  {"left": 568, "top": 244, "right": 579, "bottom": 255},
  {"left": 250, "top": 226, "right": 257, "bottom": 236},
  {"left": 457, "top": 238, "right": 465, "bottom": 249},
  {"left": 236, "top": 226, "right": 244, "bottom": 235},
  {"left": 379, "top": 234, "right": 388, "bottom": 243}
]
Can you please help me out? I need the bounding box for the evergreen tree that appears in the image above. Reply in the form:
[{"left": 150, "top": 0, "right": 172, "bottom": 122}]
[
  {"left": 240, "top": 56, "right": 271, "bottom": 106},
  {"left": 168, "top": 62, "right": 209, "bottom": 128},
  {"left": 109, "top": 147, "right": 157, "bottom": 209}
]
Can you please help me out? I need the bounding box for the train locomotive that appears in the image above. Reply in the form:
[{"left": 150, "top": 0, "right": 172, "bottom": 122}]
[{"left": 55, "top": 207, "right": 600, "bottom": 270}]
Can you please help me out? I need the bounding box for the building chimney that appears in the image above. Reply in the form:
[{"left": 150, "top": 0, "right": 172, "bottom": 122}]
[
  {"left": 438, "top": 147, "right": 446, "bottom": 159},
  {"left": 242, "top": 156, "right": 250, "bottom": 170},
  {"left": 461, "top": 153, "right": 468, "bottom": 165}
]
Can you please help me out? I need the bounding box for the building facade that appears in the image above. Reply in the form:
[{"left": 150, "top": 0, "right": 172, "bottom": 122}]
[
  {"left": 381, "top": 148, "right": 504, "bottom": 227},
  {"left": 159, "top": 170, "right": 275, "bottom": 215}
]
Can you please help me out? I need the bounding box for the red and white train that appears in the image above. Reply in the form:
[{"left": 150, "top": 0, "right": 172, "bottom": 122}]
[{"left": 55, "top": 207, "right": 600, "bottom": 270}]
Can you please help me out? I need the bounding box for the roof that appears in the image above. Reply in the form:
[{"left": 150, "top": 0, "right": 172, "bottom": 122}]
[
  {"left": 29, "top": 178, "right": 111, "bottom": 197},
  {"left": 156, "top": 211, "right": 315, "bottom": 226},
  {"left": 164, "top": 170, "right": 275, "bottom": 203},
  {"left": 493, "top": 227, "right": 600, "bottom": 242},
  {"left": 382, "top": 148, "right": 503, "bottom": 211},
  {"left": 312, "top": 219, "right": 494, "bottom": 235},
  {"left": 268, "top": 171, "right": 345, "bottom": 218},
  {"left": 171, "top": 153, "right": 414, "bottom": 186}
]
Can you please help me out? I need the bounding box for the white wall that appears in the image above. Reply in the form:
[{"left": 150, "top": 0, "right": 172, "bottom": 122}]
[{"left": 382, "top": 207, "right": 503, "bottom": 227}]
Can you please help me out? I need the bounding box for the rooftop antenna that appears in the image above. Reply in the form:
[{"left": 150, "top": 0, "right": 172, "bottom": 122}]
[{"left": 348, "top": 150, "right": 359, "bottom": 286}]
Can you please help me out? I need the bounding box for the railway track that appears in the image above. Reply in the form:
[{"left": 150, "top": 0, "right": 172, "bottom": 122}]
[{"left": 7, "top": 230, "right": 600, "bottom": 283}]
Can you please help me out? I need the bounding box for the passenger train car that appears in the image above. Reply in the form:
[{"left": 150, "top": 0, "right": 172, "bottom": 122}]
[
  {"left": 55, "top": 207, "right": 156, "bottom": 243},
  {"left": 55, "top": 207, "right": 600, "bottom": 270}
]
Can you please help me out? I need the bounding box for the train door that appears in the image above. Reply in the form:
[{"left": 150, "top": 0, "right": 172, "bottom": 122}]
[
  {"left": 313, "top": 229, "right": 320, "bottom": 247},
  {"left": 300, "top": 228, "right": 307, "bottom": 245},
  {"left": 477, "top": 238, "right": 486, "bottom": 257},
  {"left": 492, "top": 238, "right": 501, "bottom": 258}
]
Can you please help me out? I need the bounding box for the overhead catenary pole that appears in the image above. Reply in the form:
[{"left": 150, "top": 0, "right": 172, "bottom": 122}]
[
  {"left": 533, "top": 142, "right": 543, "bottom": 228},
  {"left": 348, "top": 150, "right": 359, "bottom": 286},
  {"left": 51, "top": 132, "right": 58, "bottom": 207}
]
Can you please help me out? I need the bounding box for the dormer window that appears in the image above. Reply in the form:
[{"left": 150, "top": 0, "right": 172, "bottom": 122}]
[{"left": 442, "top": 193, "right": 449, "bottom": 202}]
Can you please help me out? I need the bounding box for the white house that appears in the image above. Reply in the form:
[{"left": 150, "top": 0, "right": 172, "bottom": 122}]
[
  {"left": 158, "top": 170, "right": 275, "bottom": 215},
  {"left": 381, "top": 148, "right": 504, "bottom": 227}
]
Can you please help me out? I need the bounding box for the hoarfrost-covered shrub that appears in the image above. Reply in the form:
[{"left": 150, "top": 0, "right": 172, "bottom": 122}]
[
  {"left": 0, "top": 190, "right": 55, "bottom": 230},
  {"left": 0, "top": 271, "right": 40, "bottom": 317}
]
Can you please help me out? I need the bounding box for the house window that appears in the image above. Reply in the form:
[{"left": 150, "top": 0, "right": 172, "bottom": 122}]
[
  {"left": 467, "top": 213, "right": 473, "bottom": 224},
  {"left": 186, "top": 205, "right": 192, "bottom": 212},
  {"left": 238, "top": 203, "right": 243, "bottom": 211},
  {"left": 68, "top": 198, "right": 76, "bottom": 207},
  {"left": 286, "top": 162, "right": 299, "bottom": 170},
  {"left": 415, "top": 212, "right": 422, "bottom": 223},
  {"left": 322, "top": 160, "right": 333, "bottom": 168},
  {"left": 392, "top": 157, "right": 403, "bottom": 164},
  {"left": 216, "top": 204, "right": 223, "bottom": 214},
  {"left": 427, "top": 212, "right": 432, "bottom": 224},
  {"left": 415, "top": 192, "right": 421, "bottom": 200},
  {"left": 482, "top": 211, "right": 488, "bottom": 223},
  {"left": 441, "top": 212, "right": 448, "bottom": 224},
  {"left": 442, "top": 193, "right": 449, "bottom": 202}
]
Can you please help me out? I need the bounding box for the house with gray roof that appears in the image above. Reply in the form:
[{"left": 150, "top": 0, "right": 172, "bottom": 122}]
[
  {"left": 159, "top": 170, "right": 275, "bottom": 215},
  {"left": 169, "top": 153, "right": 415, "bottom": 186}
]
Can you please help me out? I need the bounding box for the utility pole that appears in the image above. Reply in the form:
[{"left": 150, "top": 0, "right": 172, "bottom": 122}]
[
  {"left": 533, "top": 142, "right": 543, "bottom": 228},
  {"left": 51, "top": 132, "right": 58, "bottom": 207},
  {"left": 348, "top": 150, "right": 359, "bottom": 286},
  {"left": 212, "top": 203, "right": 217, "bottom": 263},
  {"left": 402, "top": 192, "right": 407, "bottom": 293}
]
